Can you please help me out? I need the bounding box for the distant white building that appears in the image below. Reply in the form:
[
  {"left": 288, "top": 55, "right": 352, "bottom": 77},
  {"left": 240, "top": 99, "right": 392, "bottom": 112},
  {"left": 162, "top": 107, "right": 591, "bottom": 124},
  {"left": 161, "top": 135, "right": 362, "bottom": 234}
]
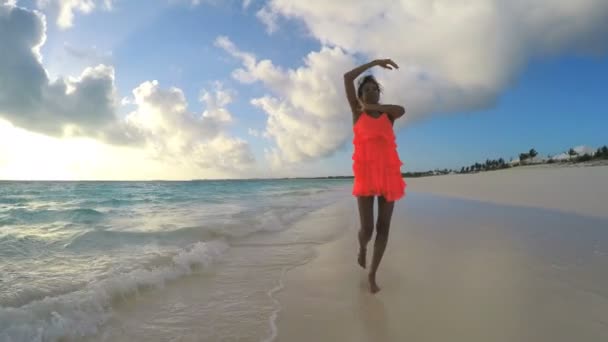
[
  {"left": 551, "top": 153, "right": 570, "bottom": 161},
  {"left": 573, "top": 145, "right": 595, "bottom": 156},
  {"left": 549, "top": 146, "right": 595, "bottom": 161}
]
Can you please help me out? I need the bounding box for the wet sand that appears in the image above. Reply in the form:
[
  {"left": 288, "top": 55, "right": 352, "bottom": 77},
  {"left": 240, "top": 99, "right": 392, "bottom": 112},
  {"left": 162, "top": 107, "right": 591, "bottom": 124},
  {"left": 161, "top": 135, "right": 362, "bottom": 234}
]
[{"left": 275, "top": 173, "right": 608, "bottom": 341}]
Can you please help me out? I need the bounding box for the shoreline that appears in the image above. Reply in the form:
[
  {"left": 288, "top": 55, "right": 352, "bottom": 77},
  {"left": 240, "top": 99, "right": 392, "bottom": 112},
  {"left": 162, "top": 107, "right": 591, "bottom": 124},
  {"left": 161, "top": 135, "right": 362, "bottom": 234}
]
[{"left": 4, "top": 158, "right": 606, "bottom": 183}]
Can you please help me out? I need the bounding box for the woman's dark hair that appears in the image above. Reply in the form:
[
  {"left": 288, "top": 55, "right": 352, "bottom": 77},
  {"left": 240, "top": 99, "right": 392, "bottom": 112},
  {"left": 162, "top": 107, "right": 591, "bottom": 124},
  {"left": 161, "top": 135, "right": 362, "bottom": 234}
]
[{"left": 357, "top": 75, "right": 382, "bottom": 98}]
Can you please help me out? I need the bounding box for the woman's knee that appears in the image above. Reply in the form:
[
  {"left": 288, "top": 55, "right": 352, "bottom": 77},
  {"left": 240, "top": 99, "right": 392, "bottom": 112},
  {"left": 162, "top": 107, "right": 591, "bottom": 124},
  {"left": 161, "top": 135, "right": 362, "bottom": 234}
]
[{"left": 360, "top": 223, "right": 374, "bottom": 238}]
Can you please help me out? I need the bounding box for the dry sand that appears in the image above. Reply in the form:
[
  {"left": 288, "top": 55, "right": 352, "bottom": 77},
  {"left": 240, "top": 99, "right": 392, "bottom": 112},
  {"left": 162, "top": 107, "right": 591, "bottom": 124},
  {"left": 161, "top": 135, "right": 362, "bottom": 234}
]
[
  {"left": 407, "top": 164, "right": 608, "bottom": 219},
  {"left": 275, "top": 165, "right": 608, "bottom": 341}
]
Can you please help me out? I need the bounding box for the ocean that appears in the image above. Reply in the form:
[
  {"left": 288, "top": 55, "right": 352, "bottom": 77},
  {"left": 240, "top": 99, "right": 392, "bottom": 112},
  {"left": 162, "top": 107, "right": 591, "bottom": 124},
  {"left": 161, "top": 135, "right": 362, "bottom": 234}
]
[{"left": 0, "top": 179, "right": 354, "bottom": 341}]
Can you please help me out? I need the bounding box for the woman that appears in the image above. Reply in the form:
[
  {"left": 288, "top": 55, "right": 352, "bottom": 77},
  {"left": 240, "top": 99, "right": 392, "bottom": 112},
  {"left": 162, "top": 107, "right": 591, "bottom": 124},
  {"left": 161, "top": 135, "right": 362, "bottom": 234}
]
[{"left": 344, "top": 58, "right": 407, "bottom": 293}]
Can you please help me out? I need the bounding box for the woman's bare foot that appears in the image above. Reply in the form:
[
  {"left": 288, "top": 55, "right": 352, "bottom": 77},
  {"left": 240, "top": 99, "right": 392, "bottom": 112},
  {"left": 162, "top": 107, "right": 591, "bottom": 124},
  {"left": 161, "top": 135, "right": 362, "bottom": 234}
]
[
  {"left": 368, "top": 273, "right": 380, "bottom": 294},
  {"left": 358, "top": 247, "right": 367, "bottom": 269}
]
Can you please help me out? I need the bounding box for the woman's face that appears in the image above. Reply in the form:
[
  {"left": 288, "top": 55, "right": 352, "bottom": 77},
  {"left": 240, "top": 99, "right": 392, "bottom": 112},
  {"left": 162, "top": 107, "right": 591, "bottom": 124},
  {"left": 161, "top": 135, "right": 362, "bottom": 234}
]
[{"left": 360, "top": 81, "right": 380, "bottom": 104}]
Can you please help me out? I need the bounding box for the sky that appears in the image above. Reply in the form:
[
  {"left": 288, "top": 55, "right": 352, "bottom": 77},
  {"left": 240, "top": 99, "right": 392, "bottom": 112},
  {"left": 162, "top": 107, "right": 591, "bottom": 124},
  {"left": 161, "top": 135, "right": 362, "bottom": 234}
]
[{"left": 0, "top": 0, "right": 607, "bottom": 180}]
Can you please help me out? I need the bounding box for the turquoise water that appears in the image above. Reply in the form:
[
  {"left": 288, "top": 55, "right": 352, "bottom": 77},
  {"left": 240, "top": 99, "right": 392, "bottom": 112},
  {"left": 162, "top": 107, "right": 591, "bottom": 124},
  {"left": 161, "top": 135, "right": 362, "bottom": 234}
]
[{"left": 0, "top": 179, "right": 352, "bottom": 341}]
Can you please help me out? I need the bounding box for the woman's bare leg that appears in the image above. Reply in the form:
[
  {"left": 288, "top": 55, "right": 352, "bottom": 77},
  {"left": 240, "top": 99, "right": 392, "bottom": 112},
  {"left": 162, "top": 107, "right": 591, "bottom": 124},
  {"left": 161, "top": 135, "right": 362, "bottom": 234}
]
[
  {"left": 369, "top": 195, "right": 395, "bottom": 293},
  {"left": 357, "top": 196, "right": 375, "bottom": 268}
]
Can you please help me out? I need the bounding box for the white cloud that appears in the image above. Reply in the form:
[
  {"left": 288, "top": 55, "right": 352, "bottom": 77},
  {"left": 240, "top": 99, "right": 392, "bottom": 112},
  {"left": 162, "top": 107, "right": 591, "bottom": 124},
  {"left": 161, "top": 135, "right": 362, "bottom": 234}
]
[
  {"left": 248, "top": 128, "right": 260, "bottom": 137},
  {"left": 0, "top": 5, "right": 255, "bottom": 177},
  {"left": 181, "top": 0, "right": 255, "bottom": 9},
  {"left": 36, "top": 0, "right": 113, "bottom": 29},
  {"left": 256, "top": 5, "right": 278, "bottom": 34},
  {"left": 123, "top": 80, "right": 256, "bottom": 175},
  {"left": 0, "top": 118, "right": 239, "bottom": 180},
  {"left": 200, "top": 82, "right": 235, "bottom": 123},
  {"left": 176, "top": 0, "right": 226, "bottom": 7},
  {"left": 0, "top": 79, "right": 257, "bottom": 179},
  {"left": 216, "top": 36, "right": 355, "bottom": 166},
  {"left": 57, "top": 0, "right": 94, "bottom": 28},
  {"left": 0, "top": 77, "right": 257, "bottom": 179},
  {"left": 192, "top": 134, "right": 255, "bottom": 172},
  {"left": 120, "top": 96, "right": 133, "bottom": 106},
  {"left": 214, "top": 36, "right": 258, "bottom": 78},
  {"left": 0, "top": 5, "right": 125, "bottom": 140},
  {"left": 257, "top": 0, "right": 608, "bottom": 110},
  {"left": 227, "top": 0, "right": 608, "bottom": 167}
]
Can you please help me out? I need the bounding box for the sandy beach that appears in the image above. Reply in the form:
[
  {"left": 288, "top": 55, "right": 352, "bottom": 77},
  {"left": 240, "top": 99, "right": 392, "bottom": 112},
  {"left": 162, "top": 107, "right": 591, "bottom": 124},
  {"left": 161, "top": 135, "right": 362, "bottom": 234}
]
[
  {"left": 407, "top": 164, "right": 608, "bottom": 220},
  {"left": 275, "top": 165, "right": 608, "bottom": 341}
]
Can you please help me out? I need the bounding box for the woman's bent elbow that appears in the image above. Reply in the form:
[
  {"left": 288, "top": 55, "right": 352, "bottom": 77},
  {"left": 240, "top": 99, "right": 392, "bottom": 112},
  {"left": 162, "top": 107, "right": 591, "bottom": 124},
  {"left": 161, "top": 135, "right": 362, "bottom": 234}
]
[{"left": 398, "top": 107, "right": 406, "bottom": 117}]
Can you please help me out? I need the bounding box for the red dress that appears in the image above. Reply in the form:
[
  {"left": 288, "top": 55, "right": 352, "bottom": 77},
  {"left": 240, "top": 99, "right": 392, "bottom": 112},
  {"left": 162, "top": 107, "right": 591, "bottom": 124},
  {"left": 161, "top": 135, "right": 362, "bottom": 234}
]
[{"left": 352, "top": 112, "right": 406, "bottom": 202}]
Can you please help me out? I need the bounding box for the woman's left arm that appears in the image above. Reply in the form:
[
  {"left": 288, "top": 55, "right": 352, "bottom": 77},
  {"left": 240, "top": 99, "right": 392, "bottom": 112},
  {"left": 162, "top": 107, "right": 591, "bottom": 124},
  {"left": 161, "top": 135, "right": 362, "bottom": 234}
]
[{"left": 362, "top": 103, "right": 405, "bottom": 120}]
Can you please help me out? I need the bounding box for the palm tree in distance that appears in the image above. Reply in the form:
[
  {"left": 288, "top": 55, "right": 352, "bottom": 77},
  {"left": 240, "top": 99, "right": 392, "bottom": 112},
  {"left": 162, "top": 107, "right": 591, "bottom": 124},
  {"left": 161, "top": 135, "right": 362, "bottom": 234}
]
[
  {"left": 568, "top": 148, "right": 578, "bottom": 161},
  {"left": 529, "top": 148, "right": 538, "bottom": 163}
]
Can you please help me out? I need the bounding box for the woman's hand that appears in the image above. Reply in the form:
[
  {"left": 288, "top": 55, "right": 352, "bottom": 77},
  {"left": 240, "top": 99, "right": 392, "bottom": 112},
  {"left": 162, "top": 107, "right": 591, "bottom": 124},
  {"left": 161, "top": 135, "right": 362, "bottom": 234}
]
[{"left": 374, "top": 59, "right": 399, "bottom": 70}]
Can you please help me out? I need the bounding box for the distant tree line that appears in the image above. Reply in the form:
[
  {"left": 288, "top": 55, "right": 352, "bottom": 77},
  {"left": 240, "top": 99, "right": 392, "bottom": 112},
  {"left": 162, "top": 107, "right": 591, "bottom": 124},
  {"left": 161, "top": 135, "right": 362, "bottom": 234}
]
[
  {"left": 518, "top": 148, "right": 538, "bottom": 164},
  {"left": 594, "top": 145, "right": 608, "bottom": 159},
  {"left": 402, "top": 145, "right": 608, "bottom": 178},
  {"left": 460, "top": 157, "right": 510, "bottom": 173}
]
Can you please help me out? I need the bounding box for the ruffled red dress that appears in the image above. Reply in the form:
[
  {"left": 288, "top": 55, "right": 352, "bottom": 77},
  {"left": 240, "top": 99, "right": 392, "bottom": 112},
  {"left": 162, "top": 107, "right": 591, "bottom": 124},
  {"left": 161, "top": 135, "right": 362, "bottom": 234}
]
[{"left": 352, "top": 112, "right": 406, "bottom": 202}]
